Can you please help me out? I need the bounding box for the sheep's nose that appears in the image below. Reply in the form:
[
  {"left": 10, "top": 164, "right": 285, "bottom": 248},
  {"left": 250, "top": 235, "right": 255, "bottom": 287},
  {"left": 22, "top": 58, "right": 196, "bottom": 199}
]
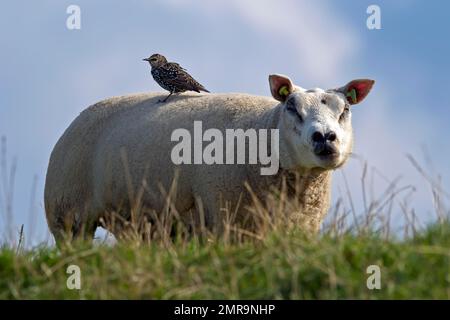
[
  {"left": 325, "top": 131, "right": 337, "bottom": 142},
  {"left": 312, "top": 131, "right": 324, "bottom": 143},
  {"left": 312, "top": 131, "right": 337, "bottom": 143},
  {"left": 313, "top": 131, "right": 338, "bottom": 157}
]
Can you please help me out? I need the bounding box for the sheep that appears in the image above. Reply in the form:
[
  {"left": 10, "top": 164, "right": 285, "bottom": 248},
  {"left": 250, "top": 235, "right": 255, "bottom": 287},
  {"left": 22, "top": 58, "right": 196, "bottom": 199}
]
[{"left": 44, "top": 74, "right": 374, "bottom": 242}]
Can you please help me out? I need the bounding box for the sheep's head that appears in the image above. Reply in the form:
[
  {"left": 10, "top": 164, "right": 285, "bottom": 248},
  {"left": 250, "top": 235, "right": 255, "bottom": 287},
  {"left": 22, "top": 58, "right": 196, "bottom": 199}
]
[{"left": 270, "top": 74, "right": 374, "bottom": 171}]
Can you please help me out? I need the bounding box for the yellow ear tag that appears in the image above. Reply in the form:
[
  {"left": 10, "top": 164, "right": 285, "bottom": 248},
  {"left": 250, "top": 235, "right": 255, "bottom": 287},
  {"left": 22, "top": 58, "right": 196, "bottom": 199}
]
[
  {"left": 346, "top": 88, "right": 357, "bottom": 104},
  {"left": 278, "top": 86, "right": 290, "bottom": 97}
]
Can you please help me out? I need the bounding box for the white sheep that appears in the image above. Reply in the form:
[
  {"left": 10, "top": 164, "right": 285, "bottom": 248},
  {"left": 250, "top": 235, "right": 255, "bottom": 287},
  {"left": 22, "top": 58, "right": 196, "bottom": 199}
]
[{"left": 44, "top": 74, "right": 374, "bottom": 241}]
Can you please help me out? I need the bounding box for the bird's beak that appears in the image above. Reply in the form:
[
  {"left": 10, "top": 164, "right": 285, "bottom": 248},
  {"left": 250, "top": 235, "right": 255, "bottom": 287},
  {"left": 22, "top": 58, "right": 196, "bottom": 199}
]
[{"left": 143, "top": 58, "right": 150, "bottom": 62}]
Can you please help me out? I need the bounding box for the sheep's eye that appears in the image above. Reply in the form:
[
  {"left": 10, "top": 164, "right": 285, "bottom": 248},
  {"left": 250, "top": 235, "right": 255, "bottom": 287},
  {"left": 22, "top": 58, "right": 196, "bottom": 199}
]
[
  {"left": 286, "top": 100, "right": 303, "bottom": 123},
  {"left": 339, "top": 106, "right": 350, "bottom": 121},
  {"left": 286, "top": 101, "right": 296, "bottom": 113}
]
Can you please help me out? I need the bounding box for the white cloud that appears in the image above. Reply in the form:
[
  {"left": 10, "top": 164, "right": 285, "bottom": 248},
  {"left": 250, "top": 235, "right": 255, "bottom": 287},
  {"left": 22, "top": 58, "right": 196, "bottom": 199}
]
[
  {"left": 228, "top": 0, "right": 359, "bottom": 83},
  {"left": 155, "top": 0, "right": 360, "bottom": 84}
]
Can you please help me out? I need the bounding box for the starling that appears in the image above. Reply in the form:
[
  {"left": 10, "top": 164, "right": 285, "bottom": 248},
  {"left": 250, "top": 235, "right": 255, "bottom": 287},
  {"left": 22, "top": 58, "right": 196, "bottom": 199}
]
[{"left": 143, "top": 53, "right": 210, "bottom": 103}]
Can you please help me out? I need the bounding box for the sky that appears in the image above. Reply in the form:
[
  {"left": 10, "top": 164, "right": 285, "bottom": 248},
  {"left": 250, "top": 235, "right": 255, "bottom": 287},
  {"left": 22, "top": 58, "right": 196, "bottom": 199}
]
[{"left": 0, "top": 0, "right": 449, "bottom": 245}]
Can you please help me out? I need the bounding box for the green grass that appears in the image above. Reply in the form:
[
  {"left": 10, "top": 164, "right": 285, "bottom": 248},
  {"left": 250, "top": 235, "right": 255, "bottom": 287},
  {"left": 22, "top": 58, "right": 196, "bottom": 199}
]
[{"left": 1, "top": 222, "right": 449, "bottom": 299}]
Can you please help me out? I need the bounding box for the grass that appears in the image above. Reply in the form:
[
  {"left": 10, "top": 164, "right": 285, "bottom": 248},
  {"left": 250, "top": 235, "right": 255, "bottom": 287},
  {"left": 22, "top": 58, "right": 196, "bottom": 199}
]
[
  {"left": 1, "top": 136, "right": 449, "bottom": 299},
  {"left": 1, "top": 222, "right": 449, "bottom": 299}
]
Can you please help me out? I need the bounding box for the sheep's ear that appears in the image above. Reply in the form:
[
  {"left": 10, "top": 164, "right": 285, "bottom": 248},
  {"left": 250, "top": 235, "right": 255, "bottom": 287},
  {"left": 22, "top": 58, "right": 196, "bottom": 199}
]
[
  {"left": 269, "top": 74, "right": 294, "bottom": 102},
  {"left": 338, "top": 79, "right": 375, "bottom": 105}
]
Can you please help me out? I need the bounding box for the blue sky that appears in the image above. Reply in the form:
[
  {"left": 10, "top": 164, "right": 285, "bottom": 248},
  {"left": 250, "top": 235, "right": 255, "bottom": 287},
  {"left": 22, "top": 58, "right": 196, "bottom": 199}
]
[{"left": 1, "top": 0, "right": 449, "bottom": 245}]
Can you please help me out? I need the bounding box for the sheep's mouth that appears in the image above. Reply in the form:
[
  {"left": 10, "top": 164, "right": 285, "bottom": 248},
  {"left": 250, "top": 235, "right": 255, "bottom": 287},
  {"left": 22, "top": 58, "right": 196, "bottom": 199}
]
[
  {"left": 314, "top": 143, "right": 339, "bottom": 164},
  {"left": 314, "top": 142, "right": 337, "bottom": 155}
]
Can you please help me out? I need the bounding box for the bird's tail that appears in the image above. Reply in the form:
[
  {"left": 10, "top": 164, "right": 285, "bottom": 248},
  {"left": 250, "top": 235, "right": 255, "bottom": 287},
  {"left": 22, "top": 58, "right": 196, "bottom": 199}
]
[{"left": 195, "top": 83, "right": 209, "bottom": 93}]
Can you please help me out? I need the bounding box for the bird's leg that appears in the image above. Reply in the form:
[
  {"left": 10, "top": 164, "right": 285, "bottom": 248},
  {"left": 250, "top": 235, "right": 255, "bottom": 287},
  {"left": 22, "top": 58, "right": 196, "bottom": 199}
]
[{"left": 159, "top": 91, "right": 173, "bottom": 103}]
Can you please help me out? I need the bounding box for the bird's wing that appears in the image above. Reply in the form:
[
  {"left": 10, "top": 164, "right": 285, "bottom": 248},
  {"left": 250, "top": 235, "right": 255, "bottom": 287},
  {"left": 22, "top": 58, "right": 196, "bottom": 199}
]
[
  {"left": 161, "top": 64, "right": 207, "bottom": 92},
  {"left": 157, "top": 62, "right": 209, "bottom": 92},
  {"left": 166, "top": 62, "right": 187, "bottom": 72},
  {"left": 157, "top": 63, "right": 187, "bottom": 82}
]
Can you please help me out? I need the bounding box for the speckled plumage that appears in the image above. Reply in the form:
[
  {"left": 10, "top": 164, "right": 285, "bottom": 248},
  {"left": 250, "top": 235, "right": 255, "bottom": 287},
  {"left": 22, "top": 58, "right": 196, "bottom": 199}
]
[{"left": 143, "top": 53, "right": 209, "bottom": 102}]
